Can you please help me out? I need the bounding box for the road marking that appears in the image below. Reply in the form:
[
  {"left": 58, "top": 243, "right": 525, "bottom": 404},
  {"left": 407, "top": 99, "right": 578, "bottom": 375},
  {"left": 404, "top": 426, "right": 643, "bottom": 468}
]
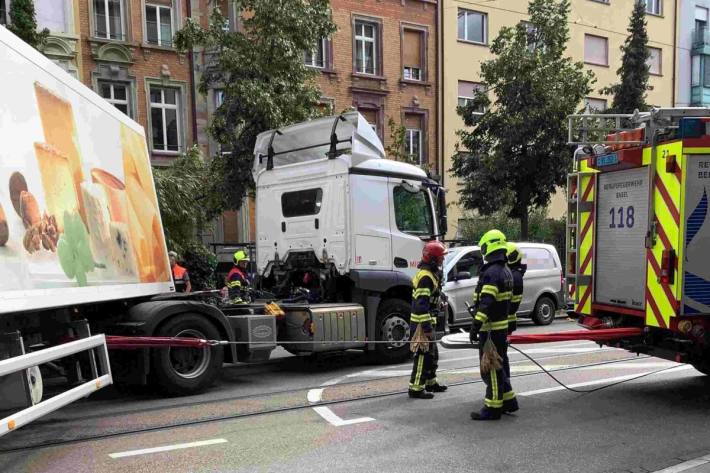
[
  {"left": 109, "top": 438, "right": 228, "bottom": 459},
  {"left": 652, "top": 455, "right": 710, "bottom": 472},
  {"left": 518, "top": 365, "right": 693, "bottom": 396},
  {"left": 307, "top": 387, "right": 374, "bottom": 427}
]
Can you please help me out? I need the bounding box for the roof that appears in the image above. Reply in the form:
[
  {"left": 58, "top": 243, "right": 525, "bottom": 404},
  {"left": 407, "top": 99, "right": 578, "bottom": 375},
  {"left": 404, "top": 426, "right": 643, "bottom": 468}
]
[{"left": 352, "top": 156, "right": 428, "bottom": 180}]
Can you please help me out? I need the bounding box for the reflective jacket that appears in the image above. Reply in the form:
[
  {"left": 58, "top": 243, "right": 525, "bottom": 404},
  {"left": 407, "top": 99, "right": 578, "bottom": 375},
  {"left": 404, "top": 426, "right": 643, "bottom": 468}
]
[
  {"left": 226, "top": 266, "right": 250, "bottom": 304},
  {"left": 508, "top": 263, "right": 526, "bottom": 324},
  {"left": 410, "top": 263, "right": 442, "bottom": 333},
  {"left": 172, "top": 264, "right": 189, "bottom": 293},
  {"left": 473, "top": 250, "right": 514, "bottom": 332}
]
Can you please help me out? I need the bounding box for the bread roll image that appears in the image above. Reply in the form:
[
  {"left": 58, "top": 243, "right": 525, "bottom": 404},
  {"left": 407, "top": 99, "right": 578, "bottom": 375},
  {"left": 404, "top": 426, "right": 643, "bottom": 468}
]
[
  {"left": 34, "top": 142, "right": 79, "bottom": 232},
  {"left": 81, "top": 182, "right": 112, "bottom": 262},
  {"left": 121, "top": 124, "right": 157, "bottom": 202},
  {"left": 33, "top": 82, "right": 86, "bottom": 224},
  {"left": 90, "top": 168, "right": 129, "bottom": 224}
]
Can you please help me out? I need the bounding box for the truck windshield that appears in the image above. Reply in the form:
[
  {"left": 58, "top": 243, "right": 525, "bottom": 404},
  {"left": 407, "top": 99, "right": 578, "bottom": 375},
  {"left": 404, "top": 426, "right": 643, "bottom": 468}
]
[{"left": 393, "top": 186, "right": 434, "bottom": 237}]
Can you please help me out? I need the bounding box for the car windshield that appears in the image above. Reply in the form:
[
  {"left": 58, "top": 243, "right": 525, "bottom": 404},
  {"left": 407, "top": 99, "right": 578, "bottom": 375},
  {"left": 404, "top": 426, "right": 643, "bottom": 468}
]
[{"left": 443, "top": 247, "right": 464, "bottom": 269}]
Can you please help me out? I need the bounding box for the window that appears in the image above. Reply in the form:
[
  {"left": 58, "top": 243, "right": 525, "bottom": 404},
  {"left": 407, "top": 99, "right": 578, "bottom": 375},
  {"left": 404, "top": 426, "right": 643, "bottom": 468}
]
[
  {"left": 693, "top": 55, "right": 701, "bottom": 86},
  {"left": 647, "top": 47, "right": 661, "bottom": 75},
  {"left": 696, "top": 7, "right": 708, "bottom": 44},
  {"left": 451, "top": 250, "right": 482, "bottom": 279},
  {"left": 99, "top": 81, "right": 130, "bottom": 116},
  {"left": 215, "top": 89, "right": 225, "bottom": 108},
  {"left": 704, "top": 56, "right": 710, "bottom": 87},
  {"left": 0, "top": 0, "right": 6, "bottom": 25},
  {"left": 359, "top": 108, "right": 379, "bottom": 135},
  {"left": 523, "top": 248, "right": 556, "bottom": 270},
  {"left": 644, "top": 0, "right": 662, "bottom": 16},
  {"left": 584, "top": 34, "right": 608, "bottom": 66},
  {"left": 585, "top": 97, "right": 607, "bottom": 112},
  {"left": 146, "top": 4, "right": 173, "bottom": 47},
  {"left": 149, "top": 86, "right": 181, "bottom": 152},
  {"left": 457, "top": 9, "right": 486, "bottom": 44},
  {"left": 94, "top": 0, "right": 124, "bottom": 40},
  {"left": 393, "top": 186, "right": 434, "bottom": 237},
  {"left": 457, "top": 81, "right": 485, "bottom": 112},
  {"left": 355, "top": 20, "right": 378, "bottom": 75},
  {"left": 305, "top": 38, "right": 326, "bottom": 68},
  {"left": 35, "top": 0, "right": 68, "bottom": 33},
  {"left": 402, "top": 28, "right": 424, "bottom": 81},
  {"left": 281, "top": 189, "right": 323, "bottom": 218},
  {"left": 404, "top": 114, "right": 423, "bottom": 164}
]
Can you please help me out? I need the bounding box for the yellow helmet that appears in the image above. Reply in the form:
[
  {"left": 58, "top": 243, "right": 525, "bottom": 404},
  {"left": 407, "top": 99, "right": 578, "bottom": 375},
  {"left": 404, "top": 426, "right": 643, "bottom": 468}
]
[
  {"left": 478, "top": 229, "right": 507, "bottom": 257},
  {"left": 233, "top": 250, "right": 249, "bottom": 265},
  {"left": 506, "top": 242, "right": 522, "bottom": 265}
]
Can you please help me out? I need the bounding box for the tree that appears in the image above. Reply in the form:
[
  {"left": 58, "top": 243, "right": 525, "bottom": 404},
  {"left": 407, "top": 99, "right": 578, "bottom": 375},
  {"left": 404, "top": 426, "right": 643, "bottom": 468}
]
[
  {"left": 153, "top": 146, "right": 223, "bottom": 254},
  {"left": 600, "top": 1, "right": 650, "bottom": 113},
  {"left": 452, "top": 0, "right": 593, "bottom": 239},
  {"left": 8, "top": 0, "right": 49, "bottom": 50},
  {"left": 175, "top": 1, "right": 336, "bottom": 214}
]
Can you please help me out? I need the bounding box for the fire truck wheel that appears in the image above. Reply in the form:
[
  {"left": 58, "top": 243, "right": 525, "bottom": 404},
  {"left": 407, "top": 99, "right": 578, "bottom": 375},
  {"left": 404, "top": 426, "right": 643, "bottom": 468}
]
[
  {"left": 374, "top": 298, "right": 412, "bottom": 364},
  {"left": 151, "top": 313, "right": 224, "bottom": 396},
  {"left": 532, "top": 296, "right": 556, "bottom": 326}
]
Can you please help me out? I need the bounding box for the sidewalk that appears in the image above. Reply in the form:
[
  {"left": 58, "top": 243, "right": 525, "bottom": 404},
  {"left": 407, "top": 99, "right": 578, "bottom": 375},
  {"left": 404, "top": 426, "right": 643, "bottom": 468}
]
[{"left": 652, "top": 455, "right": 710, "bottom": 473}]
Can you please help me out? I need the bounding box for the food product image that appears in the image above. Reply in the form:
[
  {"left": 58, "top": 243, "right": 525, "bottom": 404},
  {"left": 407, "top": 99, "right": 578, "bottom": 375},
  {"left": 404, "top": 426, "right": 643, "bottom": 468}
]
[
  {"left": 121, "top": 124, "right": 156, "bottom": 201},
  {"left": 0, "top": 203, "right": 8, "bottom": 246},
  {"left": 57, "top": 211, "right": 94, "bottom": 286},
  {"left": 23, "top": 213, "right": 58, "bottom": 253},
  {"left": 151, "top": 215, "right": 170, "bottom": 282},
  {"left": 127, "top": 206, "right": 155, "bottom": 282},
  {"left": 34, "top": 142, "right": 79, "bottom": 231},
  {"left": 81, "top": 182, "right": 112, "bottom": 263},
  {"left": 19, "top": 191, "right": 41, "bottom": 228},
  {"left": 9, "top": 172, "right": 28, "bottom": 217},
  {"left": 108, "top": 222, "right": 138, "bottom": 277},
  {"left": 33, "top": 82, "right": 86, "bottom": 223},
  {"left": 91, "top": 168, "right": 128, "bottom": 224}
]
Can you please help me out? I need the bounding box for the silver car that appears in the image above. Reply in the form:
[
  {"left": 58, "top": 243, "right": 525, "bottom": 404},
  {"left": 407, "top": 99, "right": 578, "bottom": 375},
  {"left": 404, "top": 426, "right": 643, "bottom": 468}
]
[{"left": 443, "top": 242, "right": 565, "bottom": 327}]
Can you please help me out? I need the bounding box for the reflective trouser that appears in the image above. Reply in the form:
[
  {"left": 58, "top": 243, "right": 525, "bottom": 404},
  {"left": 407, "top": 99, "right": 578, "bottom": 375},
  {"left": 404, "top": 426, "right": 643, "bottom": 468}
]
[
  {"left": 479, "top": 329, "right": 514, "bottom": 413},
  {"left": 409, "top": 342, "right": 439, "bottom": 391}
]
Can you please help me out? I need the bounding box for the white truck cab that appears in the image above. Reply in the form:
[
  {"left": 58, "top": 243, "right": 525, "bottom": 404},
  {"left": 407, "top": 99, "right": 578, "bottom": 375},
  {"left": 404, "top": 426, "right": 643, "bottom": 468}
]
[{"left": 252, "top": 112, "right": 447, "bottom": 362}]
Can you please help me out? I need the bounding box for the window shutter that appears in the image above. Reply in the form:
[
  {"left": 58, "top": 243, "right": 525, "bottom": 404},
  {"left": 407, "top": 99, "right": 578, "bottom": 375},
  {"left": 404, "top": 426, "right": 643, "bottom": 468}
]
[{"left": 403, "top": 30, "right": 421, "bottom": 68}]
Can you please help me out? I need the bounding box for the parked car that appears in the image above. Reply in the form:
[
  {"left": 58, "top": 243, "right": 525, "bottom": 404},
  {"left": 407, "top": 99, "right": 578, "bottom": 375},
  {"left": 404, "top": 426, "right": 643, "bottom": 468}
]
[{"left": 443, "top": 243, "right": 565, "bottom": 328}]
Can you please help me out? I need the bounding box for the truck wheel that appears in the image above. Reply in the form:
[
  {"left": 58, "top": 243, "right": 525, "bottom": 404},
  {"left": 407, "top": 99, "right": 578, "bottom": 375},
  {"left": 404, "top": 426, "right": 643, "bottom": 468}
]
[
  {"left": 532, "top": 296, "right": 556, "bottom": 326},
  {"left": 151, "top": 313, "right": 224, "bottom": 396},
  {"left": 374, "top": 298, "right": 412, "bottom": 364}
]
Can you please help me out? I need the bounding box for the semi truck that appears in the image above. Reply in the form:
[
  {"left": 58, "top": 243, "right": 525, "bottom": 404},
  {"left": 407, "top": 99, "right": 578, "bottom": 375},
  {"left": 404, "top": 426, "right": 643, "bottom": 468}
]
[
  {"left": 566, "top": 107, "right": 710, "bottom": 372},
  {"left": 0, "top": 26, "right": 445, "bottom": 434}
]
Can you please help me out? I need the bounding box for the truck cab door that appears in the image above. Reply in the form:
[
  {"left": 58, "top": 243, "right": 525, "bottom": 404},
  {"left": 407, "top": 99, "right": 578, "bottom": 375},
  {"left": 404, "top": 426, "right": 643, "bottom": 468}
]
[{"left": 388, "top": 179, "right": 437, "bottom": 279}]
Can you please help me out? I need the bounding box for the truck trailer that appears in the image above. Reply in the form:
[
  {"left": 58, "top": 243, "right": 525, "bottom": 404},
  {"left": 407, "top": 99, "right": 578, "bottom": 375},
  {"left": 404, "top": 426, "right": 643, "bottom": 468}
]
[
  {"left": 566, "top": 107, "right": 710, "bottom": 371},
  {"left": 0, "top": 26, "right": 445, "bottom": 434}
]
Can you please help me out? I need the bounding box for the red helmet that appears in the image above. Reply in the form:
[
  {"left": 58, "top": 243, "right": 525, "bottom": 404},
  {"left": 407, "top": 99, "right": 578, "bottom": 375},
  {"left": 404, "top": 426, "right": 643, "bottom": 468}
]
[{"left": 422, "top": 241, "right": 447, "bottom": 266}]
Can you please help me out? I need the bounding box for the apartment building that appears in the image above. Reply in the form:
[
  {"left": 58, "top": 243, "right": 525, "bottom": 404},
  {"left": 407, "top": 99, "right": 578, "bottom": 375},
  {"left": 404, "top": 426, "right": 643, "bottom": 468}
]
[
  {"left": 442, "top": 0, "right": 676, "bottom": 238},
  {"left": 678, "top": 1, "right": 710, "bottom": 107}
]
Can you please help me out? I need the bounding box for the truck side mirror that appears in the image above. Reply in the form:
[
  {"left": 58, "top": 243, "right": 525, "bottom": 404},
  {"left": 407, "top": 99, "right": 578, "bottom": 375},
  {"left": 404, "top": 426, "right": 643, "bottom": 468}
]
[{"left": 454, "top": 271, "right": 471, "bottom": 281}]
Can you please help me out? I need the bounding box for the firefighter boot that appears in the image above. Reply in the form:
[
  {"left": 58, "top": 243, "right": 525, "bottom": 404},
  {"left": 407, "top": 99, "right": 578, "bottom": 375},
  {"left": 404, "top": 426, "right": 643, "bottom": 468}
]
[
  {"left": 425, "top": 383, "right": 448, "bottom": 393},
  {"left": 409, "top": 390, "right": 435, "bottom": 399},
  {"left": 503, "top": 398, "right": 519, "bottom": 414},
  {"left": 470, "top": 408, "right": 502, "bottom": 421}
]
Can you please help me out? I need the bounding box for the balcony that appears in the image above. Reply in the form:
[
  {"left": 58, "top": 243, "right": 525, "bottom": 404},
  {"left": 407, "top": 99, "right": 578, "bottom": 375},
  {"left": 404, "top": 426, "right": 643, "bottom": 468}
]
[{"left": 693, "top": 27, "right": 710, "bottom": 54}]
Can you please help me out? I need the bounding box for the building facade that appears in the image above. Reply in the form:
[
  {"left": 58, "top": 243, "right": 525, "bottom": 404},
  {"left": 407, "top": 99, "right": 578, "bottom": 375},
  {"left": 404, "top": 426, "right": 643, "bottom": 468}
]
[
  {"left": 442, "top": 0, "right": 676, "bottom": 238},
  {"left": 677, "top": 1, "right": 710, "bottom": 107},
  {"left": 312, "top": 0, "right": 440, "bottom": 176}
]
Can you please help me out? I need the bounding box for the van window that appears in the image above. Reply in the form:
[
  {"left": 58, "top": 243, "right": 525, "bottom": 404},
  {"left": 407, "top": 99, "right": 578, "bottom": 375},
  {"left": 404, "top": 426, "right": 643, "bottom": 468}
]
[
  {"left": 523, "top": 247, "right": 556, "bottom": 270},
  {"left": 393, "top": 186, "right": 434, "bottom": 237},
  {"left": 281, "top": 188, "right": 323, "bottom": 217},
  {"left": 448, "top": 249, "right": 482, "bottom": 280}
]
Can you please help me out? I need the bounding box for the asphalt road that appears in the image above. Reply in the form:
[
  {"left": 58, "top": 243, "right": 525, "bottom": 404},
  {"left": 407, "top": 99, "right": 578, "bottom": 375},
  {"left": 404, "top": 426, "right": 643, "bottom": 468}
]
[{"left": 3, "top": 318, "right": 710, "bottom": 473}]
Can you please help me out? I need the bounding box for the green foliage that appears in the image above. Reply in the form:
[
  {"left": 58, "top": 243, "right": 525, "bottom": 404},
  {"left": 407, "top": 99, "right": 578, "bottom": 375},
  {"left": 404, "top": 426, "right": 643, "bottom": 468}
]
[
  {"left": 153, "top": 146, "right": 222, "bottom": 254},
  {"left": 57, "top": 212, "right": 94, "bottom": 286},
  {"left": 8, "top": 0, "right": 49, "bottom": 50},
  {"left": 175, "top": 1, "right": 337, "bottom": 213},
  {"left": 182, "top": 242, "right": 218, "bottom": 291},
  {"left": 457, "top": 208, "right": 567, "bottom": 270},
  {"left": 600, "top": 1, "right": 650, "bottom": 113},
  {"left": 452, "top": 0, "right": 594, "bottom": 239},
  {"left": 385, "top": 117, "right": 411, "bottom": 163}
]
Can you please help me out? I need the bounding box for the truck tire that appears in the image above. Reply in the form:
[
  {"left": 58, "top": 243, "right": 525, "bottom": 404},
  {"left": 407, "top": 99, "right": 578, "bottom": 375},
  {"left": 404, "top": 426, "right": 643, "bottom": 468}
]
[
  {"left": 374, "top": 298, "right": 412, "bottom": 364},
  {"left": 532, "top": 296, "right": 556, "bottom": 326},
  {"left": 151, "top": 313, "right": 224, "bottom": 396}
]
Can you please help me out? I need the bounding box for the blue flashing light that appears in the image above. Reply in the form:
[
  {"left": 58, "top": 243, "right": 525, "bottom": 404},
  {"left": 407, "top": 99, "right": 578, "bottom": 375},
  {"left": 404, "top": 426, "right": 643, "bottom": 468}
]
[{"left": 679, "top": 118, "right": 706, "bottom": 138}]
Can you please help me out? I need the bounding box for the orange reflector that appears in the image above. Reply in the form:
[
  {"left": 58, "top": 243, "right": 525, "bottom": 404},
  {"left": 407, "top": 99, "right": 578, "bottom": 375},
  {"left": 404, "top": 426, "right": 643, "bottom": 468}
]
[
  {"left": 678, "top": 320, "right": 693, "bottom": 334},
  {"left": 660, "top": 250, "right": 676, "bottom": 285},
  {"left": 8, "top": 420, "right": 15, "bottom": 430}
]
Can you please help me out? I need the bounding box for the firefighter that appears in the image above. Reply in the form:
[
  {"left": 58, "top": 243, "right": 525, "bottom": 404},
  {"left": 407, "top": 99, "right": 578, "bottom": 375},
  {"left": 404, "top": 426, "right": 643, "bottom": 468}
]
[
  {"left": 226, "top": 250, "right": 252, "bottom": 304},
  {"left": 501, "top": 241, "right": 526, "bottom": 414},
  {"left": 468, "top": 229, "right": 514, "bottom": 420},
  {"left": 408, "top": 240, "right": 448, "bottom": 399}
]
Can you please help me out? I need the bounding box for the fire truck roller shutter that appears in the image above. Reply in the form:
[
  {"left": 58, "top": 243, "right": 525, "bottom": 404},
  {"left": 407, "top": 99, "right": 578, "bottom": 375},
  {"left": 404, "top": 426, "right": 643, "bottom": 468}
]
[{"left": 595, "top": 167, "right": 650, "bottom": 310}]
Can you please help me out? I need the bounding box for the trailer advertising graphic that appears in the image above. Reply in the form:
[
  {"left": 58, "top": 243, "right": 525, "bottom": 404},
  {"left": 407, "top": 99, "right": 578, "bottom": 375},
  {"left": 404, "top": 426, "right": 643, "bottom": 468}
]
[
  {"left": 683, "top": 155, "right": 710, "bottom": 314},
  {"left": 0, "top": 37, "right": 171, "bottom": 312}
]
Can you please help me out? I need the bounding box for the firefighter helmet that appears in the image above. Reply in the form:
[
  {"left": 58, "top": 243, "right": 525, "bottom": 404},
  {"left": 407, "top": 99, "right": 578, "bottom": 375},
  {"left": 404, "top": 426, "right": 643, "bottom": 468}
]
[
  {"left": 233, "top": 250, "right": 249, "bottom": 265},
  {"left": 506, "top": 242, "right": 522, "bottom": 265},
  {"left": 478, "top": 229, "right": 507, "bottom": 257},
  {"left": 422, "top": 240, "right": 447, "bottom": 266}
]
